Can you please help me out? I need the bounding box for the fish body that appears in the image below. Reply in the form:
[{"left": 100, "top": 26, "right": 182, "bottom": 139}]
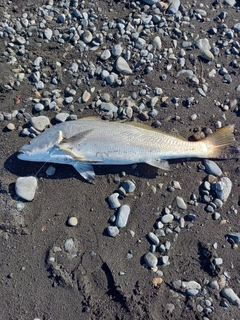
[{"left": 18, "top": 118, "right": 235, "bottom": 182}]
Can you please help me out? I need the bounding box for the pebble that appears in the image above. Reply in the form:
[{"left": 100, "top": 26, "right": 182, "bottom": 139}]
[
  {"left": 100, "top": 49, "right": 111, "bottom": 60},
  {"left": 15, "top": 176, "right": 38, "bottom": 201},
  {"left": 34, "top": 103, "right": 44, "bottom": 112},
  {"left": 30, "top": 116, "right": 50, "bottom": 132},
  {"left": 221, "top": 288, "right": 240, "bottom": 306},
  {"left": 115, "top": 57, "right": 132, "bottom": 75},
  {"left": 82, "top": 90, "right": 91, "bottom": 103},
  {"left": 213, "top": 177, "right": 232, "bottom": 202},
  {"left": 107, "top": 226, "right": 119, "bottom": 238},
  {"left": 55, "top": 112, "right": 69, "bottom": 123},
  {"left": 64, "top": 238, "right": 77, "bottom": 255},
  {"left": 203, "top": 160, "right": 222, "bottom": 176},
  {"left": 100, "top": 102, "right": 118, "bottom": 113},
  {"left": 121, "top": 180, "right": 136, "bottom": 193},
  {"left": 116, "top": 204, "right": 130, "bottom": 228},
  {"left": 161, "top": 214, "right": 174, "bottom": 224},
  {"left": 182, "top": 280, "right": 201, "bottom": 290},
  {"left": 148, "top": 232, "right": 159, "bottom": 245},
  {"left": 108, "top": 193, "right": 121, "bottom": 209},
  {"left": 176, "top": 196, "right": 187, "bottom": 210},
  {"left": 144, "top": 252, "right": 158, "bottom": 268},
  {"left": 68, "top": 217, "right": 78, "bottom": 227},
  {"left": 152, "top": 36, "right": 162, "bottom": 51},
  {"left": 7, "top": 123, "right": 15, "bottom": 131}
]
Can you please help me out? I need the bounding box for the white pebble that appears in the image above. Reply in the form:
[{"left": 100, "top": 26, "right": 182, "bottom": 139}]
[
  {"left": 68, "top": 217, "right": 78, "bottom": 227},
  {"left": 15, "top": 176, "right": 38, "bottom": 201}
]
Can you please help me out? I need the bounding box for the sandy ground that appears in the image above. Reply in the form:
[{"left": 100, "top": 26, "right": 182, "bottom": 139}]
[{"left": 1, "top": 1, "right": 240, "bottom": 319}]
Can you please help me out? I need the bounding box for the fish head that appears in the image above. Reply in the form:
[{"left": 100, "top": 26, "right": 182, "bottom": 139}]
[{"left": 18, "top": 128, "right": 63, "bottom": 162}]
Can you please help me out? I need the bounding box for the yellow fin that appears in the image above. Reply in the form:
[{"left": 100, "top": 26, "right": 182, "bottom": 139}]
[{"left": 204, "top": 125, "right": 235, "bottom": 158}]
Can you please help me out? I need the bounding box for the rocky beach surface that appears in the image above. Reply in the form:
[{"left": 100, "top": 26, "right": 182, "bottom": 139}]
[{"left": 0, "top": 0, "right": 240, "bottom": 319}]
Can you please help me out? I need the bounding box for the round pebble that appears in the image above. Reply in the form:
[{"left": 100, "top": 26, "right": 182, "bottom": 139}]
[
  {"left": 108, "top": 193, "right": 121, "bottom": 209},
  {"left": 161, "top": 214, "right": 174, "bottom": 224},
  {"left": 176, "top": 196, "right": 187, "bottom": 210},
  {"left": 7, "top": 123, "right": 15, "bottom": 131},
  {"left": 144, "top": 252, "right": 158, "bottom": 268},
  {"left": 68, "top": 217, "right": 78, "bottom": 227},
  {"left": 203, "top": 160, "right": 222, "bottom": 176}
]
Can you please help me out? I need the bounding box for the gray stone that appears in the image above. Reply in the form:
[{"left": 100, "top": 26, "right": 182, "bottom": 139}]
[
  {"left": 186, "top": 289, "right": 199, "bottom": 296},
  {"left": 55, "top": 112, "right": 69, "bottom": 123},
  {"left": 44, "top": 28, "right": 53, "bottom": 40},
  {"left": 15, "top": 176, "right": 38, "bottom": 201},
  {"left": 112, "top": 44, "right": 122, "bottom": 57},
  {"left": 100, "top": 102, "right": 118, "bottom": 113},
  {"left": 200, "top": 50, "right": 214, "bottom": 61},
  {"left": 204, "top": 160, "right": 222, "bottom": 176},
  {"left": 34, "top": 103, "right": 44, "bottom": 112},
  {"left": 182, "top": 280, "right": 201, "bottom": 290},
  {"left": 115, "top": 57, "right": 132, "bottom": 75},
  {"left": 121, "top": 180, "right": 136, "bottom": 193},
  {"left": 161, "top": 214, "right": 174, "bottom": 224},
  {"left": 116, "top": 204, "right": 130, "bottom": 228},
  {"left": 214, "top": 177, "right": 232, "bottom": 202},
  {"left": 176, "top": 196, "right": 187, "bottom": 210},
  {"left": 144, "top": 252, "right": 158, "bottom": 268},
  {"left": 148, "top": 232, "right": 159, "bottom": 245},
  {"left": 30, "top": 116, "right": 50, "bottom": 131},
  {"left": 107, "top": 226, "right": 119, "bottom": 237},
  {"left": 100, "top": 49, "right": 111, "bottom": 60},
  {"left": 195, "top": 38, "right": 211, "bottom": 51},
  {"left": 168, "top": 0, "right": 180, "bottom": 14},
  {"left": 108, "top": 193, "right": 121, "bottom": 209},
  {"left": 221, "top": 288, "right": 240, "bottom": 306}
]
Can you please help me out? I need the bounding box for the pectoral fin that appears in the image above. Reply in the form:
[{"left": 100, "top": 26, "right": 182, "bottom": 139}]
[
  {"left": 72, "top": 162, "right": 95, "bottom": 183},
  {"left": 146, "top": 159, "right": 170, "bottom": 170},
  {"left": 60, "top": 129, "right": 94, "bottom": 146}
]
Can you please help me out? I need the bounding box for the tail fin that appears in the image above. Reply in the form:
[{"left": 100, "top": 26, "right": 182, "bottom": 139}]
[{"left": 204, "top": 125, "right": 237, "bottom": 158}]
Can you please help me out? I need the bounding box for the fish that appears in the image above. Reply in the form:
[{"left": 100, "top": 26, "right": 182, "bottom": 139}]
[{"left": 18, "top": 117, "right": 236, "bottom": 183}]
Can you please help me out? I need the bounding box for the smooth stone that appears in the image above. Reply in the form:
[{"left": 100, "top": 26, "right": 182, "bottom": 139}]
[
  {"left": 82, "top": 30, "right": 92, "bottom": 43},
  {"left": 214, "top": 177, "right": 232, "bottom": 202},
  {"left": 107, "top": 226, "right": 119, "bottom": 237},
  {"left": 82, "top": 90, "right": 91, "bottom": 102},
  {"left": 115, "top": 57, "right": 132, "bottom": 75},
  {"left": 108, "top": 193, "right": 121, "bottom": 209},
  {"left": 46, "top": 166, "right": 56, "bottom": 176},
  {"left": 233, "top": 23, "right": 240, "bottom": 32},
  {"left": 182, "top": 280, "right": 201, "bottom": 290},
  {"left": 30, "top": 116, "right": 50, "bottom": 132},
  {"left": 226, "top": 232, "right": 240, "bottom": 243},
  {"left": 155, "top": 229, "right": 166, "bottom": 237},
  {"left": 7, "top": 123, "right": 15, "bottom": 131},
  {"left": 161, "top": 214, "right": 174, "bottom": 224},
  {"left": 100, "top": 102, "right": 118, "bottom": 113},
  {"left": 195, "top": 38, "right": 211, "bottom": 51},
  {"left": 34, "top": 103, "right": 44, "bottom": 112},
  {"left": 200, "top": 50, "right": 214, "bottom": 61},
  {"left": 213, "top": 258, "right": 223, "bottom": 265},
  {"left": 221, "top": 288, "right": 240, "bottom": 306},
  {"left": 176, "top": 196, "right": 187, "bottom": 210},
  {"left": 144, "top": 252, "right": 158, "bottom": 268},
  {"left": 68, "top": 217, "right": 78, "bottom": 227},
  {"left": 203, "top": 160, "right": 222, "bottom": 176},
  {"left": 55, "top": 112, "right": 69, "bottom": 123},
  {"left": 116, "top": 204, "right": 130, "bottom": 228},
  {"left": 121, "top": 180, "right": 136, "bottom": 193},
  {"left": 112, "top": 44, "right": 122, "bottom": 57},
  {"left": 44, "top": 28, "right": 53, "bottom": 40},
  {"left": 15, "top": 176, "right": 37, "bottom": 201},
  {"left": 186, "top": 289, "right": 199, "bottom": 296},
  {"left": 148, "top": 232, "right": 159, "bottom": 245},
  {"left": 161, "top": 255, "right": 169, "bottom": 265},
  {"left": 100, "top": 49, "right": 111, "bottom": 60},
  {"left": 135, "top": 38, "right": 146, "bottom": 50},
  {"left": 208, "top": 280, "right": 219, "bottom": 290},
  {"left": 168, "top": 0, "right": 180, "bottom": 14}
]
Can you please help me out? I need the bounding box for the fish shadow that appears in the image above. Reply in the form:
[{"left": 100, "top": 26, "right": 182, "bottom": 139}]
[{"left": 5, "top": 152, "right": 161, "bottom": 183}]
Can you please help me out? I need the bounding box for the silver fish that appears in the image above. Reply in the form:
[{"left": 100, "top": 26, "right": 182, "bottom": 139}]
[{"left": 18, "top": 118, "right": 235, "bottom": 183}]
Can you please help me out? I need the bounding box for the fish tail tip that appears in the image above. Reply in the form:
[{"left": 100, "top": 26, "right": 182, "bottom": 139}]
[{"left": 205, "top": 125, "right": 237, "bottom": 158}]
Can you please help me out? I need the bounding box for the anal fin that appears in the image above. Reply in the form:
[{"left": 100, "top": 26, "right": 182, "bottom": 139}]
[
  {"left": 145, "top": 159, "right": 170, "bottom": 171},
  {"left": 72, "top": 162, "right": 95, "bottom": 183}
]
